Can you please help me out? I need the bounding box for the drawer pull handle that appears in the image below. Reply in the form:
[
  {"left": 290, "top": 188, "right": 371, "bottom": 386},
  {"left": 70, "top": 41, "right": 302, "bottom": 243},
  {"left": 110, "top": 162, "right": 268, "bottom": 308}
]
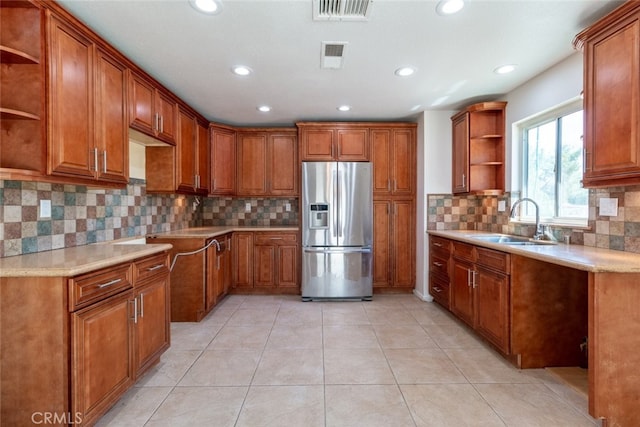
[
  {"left": 97, "top": 278, "right": 121, "bottom": 289},
  {"left": 433, "top": 287, "right": 442, "bottom": 293},
  {"left": 146, "top": 264, "right": 165, "bottom": 271},
  {"left": 270, "top": 237, "right": 283, "bottom": 240},
  {"left": 433, "top": 242, "right": 443, "bottom": 247},
  {"left": 433, "top": 262, "right": 443, "bottom": 267}
]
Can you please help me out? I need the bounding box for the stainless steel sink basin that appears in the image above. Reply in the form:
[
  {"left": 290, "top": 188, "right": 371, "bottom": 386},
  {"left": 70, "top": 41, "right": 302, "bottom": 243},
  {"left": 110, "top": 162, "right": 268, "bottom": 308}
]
[{"left": 470, "top": 234, "right": 557, "bottom": 245}]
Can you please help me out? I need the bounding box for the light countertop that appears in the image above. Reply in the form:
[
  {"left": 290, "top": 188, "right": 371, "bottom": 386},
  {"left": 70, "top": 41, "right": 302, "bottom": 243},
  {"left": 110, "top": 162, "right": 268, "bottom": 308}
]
[
  {"left": 428, "top": 230, "right": 640, "bottom": 274},
  {"left": 146, "top": 226, "right": 299, "bottom": 240}
]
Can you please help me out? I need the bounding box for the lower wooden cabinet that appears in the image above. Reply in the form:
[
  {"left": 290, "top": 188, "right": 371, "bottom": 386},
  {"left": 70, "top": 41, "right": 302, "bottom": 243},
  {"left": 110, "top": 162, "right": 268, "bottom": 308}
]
[
  {"left": 0, "top": 251, "right": 170, "bottom": 426},
  {"left": 428, "top": 235, "right": 452, "bottom": 308},
  {"left": 232, "top": 231, "right": 300, "bottom": 294}
]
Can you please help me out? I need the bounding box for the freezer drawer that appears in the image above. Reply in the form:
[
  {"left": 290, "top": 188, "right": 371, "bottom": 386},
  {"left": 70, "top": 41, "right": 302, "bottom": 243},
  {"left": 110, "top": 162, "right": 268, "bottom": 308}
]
[{"left": 301, "top": 247, "right": 372, "bottom": 300}]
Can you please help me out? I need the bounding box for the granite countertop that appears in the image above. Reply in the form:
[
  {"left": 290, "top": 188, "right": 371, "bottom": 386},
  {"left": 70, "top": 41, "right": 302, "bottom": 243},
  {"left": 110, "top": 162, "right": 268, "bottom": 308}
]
[
  {"left": 146, "top": 225, "right": 299, "bottom": 239},
  {"left": 0, "top": 226, "right": 299, "bottom": 278},
  {"left": 428, "top": 230, "right": 640, "bottom": 274}
]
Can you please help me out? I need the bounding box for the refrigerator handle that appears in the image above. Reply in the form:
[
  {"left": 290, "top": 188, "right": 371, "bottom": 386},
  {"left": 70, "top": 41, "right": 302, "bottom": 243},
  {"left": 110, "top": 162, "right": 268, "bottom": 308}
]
[
  {"left": 304, "top": 247, "right": 372, "bottom": 254},
  {"left": 332, "top": 166, "right": 339, "bottom": 239}
]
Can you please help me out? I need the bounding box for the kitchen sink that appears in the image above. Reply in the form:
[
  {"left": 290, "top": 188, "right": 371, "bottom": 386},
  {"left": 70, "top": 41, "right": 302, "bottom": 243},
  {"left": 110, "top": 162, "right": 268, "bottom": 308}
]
[{"left": 470, "top": 234, "right": 557, "bottom": 245}]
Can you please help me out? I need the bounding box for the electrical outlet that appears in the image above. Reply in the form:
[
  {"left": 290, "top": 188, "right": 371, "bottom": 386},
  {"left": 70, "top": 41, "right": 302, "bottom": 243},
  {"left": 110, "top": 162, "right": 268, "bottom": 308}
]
[
  {"left": 40, "top": 200, "right": 51, "bottom": 219},
  {"left": 245, "top": 202, "right": 251, "bottom": 212},
  {"left": 285, "top": 203, "right": 291, "bottom": 212},
  {"left": 498, "top": 200, "right": 506, "bottom": 212}
]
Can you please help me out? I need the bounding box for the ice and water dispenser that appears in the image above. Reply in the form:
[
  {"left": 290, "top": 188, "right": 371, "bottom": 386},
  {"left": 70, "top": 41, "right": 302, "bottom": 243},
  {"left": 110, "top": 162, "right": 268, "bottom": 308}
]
[{"left": 309, "top": 203, "right": 329, "bottom": 229}]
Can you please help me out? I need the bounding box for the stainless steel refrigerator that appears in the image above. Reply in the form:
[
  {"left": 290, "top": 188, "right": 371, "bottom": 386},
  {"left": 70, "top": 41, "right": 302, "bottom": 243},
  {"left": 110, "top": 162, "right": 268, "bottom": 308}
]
[{"left": 301, "top": 161, "right": 373, "bottom": 301}]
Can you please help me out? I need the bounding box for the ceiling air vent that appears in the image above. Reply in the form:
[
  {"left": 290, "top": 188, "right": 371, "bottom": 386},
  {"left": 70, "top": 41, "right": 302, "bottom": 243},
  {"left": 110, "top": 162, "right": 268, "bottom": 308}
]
[
  {"left": 313, "top": 0, "right": 373, "bottom": 21},
  {"left": 321, "top": 41, "right": 348, "bottom": 69}
]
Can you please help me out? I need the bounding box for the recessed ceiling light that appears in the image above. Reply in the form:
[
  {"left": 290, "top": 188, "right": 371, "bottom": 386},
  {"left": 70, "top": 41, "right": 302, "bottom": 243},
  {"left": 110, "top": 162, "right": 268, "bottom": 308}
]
[
  {"left": 337, "top": 105, "right": 351, "bottom": 112},
  {"left": 394, "top": 67, "right": 416, "bottom": 77},
  {"left": 494, "top": 64, "right": 517, "bottom": 74},
  {"left": 436, "top": 0, "right": 464, "bottom": 15},
  {"left": 189, "top": 0, "right": 223, "bottom": 15},
  {"left": 257, "top": 105, "right": 271, "bottom": 112},
  {"left": 231, "top": 65, "right": 252, "bottom": 76}
]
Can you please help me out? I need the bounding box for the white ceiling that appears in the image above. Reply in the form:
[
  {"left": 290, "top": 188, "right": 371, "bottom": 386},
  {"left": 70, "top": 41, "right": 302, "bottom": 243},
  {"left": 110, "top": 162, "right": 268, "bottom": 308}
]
[{"left": 57, "top": 0, "right": 622, "bottom": 127}]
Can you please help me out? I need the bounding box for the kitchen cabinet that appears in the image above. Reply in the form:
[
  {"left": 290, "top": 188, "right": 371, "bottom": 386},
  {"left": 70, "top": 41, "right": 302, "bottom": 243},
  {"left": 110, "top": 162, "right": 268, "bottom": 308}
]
[
  {"left": 233, "top": 232, "right": 254, "bottom": 289},
  {"left": 574, "top": 2, "right": 640, "bottom": 187},
  {"left": 47, "top": 13, "right": 128, "bottom": 184},
  {"left": 215, "top": 233, "right": 233, "bottom": 300},
  {"left": 451, "top": 241, "right": 510, "bottom": 353},
  {"left": 254, "top": 232, "right": 299, "bottom": 289},
  {"left": 298, "top": 123, "right": 370, "bottom": 161},
  {"left": 451, "top": 102, "right": 506, "bottom": 195},
  {"left": 0, "top": 0, "right": 46, "bottom": 180},
  {"left": 210, "top": 124, "right": 236, "bottom": 195},
  {"left": 428, "top": 235, "right": 452, "bottom": 308},
  {"left": 0, "top": 250, "right": 170, "bottom": 426},
  {"left": 371, "top": 126, "right": 416, "bottom": 196},
  {"left": 129, "top": 71, "right": 177, "bottom": 145},
  {"left": 236, "top": 129, "right": 298, "bottom": 196},
  {"left": 372, "top": 199, "right": 415, "bottom": 290},
  {"left": 147, "top": 236, "right": 227, "bottom": 321}
]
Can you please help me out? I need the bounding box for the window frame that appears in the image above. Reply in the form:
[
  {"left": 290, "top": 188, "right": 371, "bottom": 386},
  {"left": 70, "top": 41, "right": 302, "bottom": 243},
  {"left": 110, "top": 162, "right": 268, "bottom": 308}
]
[{"left": 516, "top": 97, "right": 588, "bottom": 227}]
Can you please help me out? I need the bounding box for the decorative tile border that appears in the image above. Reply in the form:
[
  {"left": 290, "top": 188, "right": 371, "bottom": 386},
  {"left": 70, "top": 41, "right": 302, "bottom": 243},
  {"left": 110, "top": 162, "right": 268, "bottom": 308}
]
[{"left": 0, "top": 179, "right": 299, "bottom": 258}]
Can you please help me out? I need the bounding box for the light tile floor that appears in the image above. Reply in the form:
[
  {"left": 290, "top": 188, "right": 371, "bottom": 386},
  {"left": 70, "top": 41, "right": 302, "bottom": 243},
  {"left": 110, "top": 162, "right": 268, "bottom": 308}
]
[{"left": 96, "top": 294, "right": 598, "bottom": 427}]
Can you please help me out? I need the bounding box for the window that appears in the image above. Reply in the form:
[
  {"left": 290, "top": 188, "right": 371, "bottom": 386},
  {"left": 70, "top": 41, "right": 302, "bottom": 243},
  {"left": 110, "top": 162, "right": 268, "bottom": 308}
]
[{"left": 519, "top": 100, "right": 588, "bottom": 224}]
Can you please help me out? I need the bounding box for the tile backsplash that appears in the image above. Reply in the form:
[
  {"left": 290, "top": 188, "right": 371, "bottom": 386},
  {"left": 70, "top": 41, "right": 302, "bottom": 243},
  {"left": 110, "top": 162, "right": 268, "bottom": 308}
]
[
  {"left": 0, "top": 179, "right": 298, "bottom": 257},
  {"left": 428, "top": 185, "right": 640, "bottom": 254}
]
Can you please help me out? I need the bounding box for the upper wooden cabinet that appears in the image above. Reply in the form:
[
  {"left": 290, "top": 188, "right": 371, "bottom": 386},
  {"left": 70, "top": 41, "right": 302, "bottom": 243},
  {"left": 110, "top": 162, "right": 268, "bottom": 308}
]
[
  {"left": 451, "top": 102, "right": 506, "bottom": 195},
  {"left": 47, "top": 12, "right": 128, "bottom": 184},
  {"left": 210, "top": 124, "right": 236, "bottom": 195},
  {"left": 574, "top": 2, "right": 640, "bottom": 188},
  {"left": 298, "top": 123, "right": 370, "bottom": 161},
  {"left": 236, "top": 129, "right": 298, "bottom": 197},
  {"left": 129, "top": 71, "right": 177, "bottom": 146},
  {"left": 0, "top": 1, "right": 46, "bottom": 180},
  {"left": 371, "top": 126, "right": 416, "bottom": 196}
]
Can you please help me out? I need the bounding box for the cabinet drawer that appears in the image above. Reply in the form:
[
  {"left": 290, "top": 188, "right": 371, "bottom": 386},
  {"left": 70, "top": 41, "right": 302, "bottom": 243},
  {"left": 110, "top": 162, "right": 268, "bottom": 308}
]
[
  {"left": 429, "top": 252, "right": 449, "bottom": 277},
  {"left": 476, "top": 247, "right": 510, "bottom": 274},
  {"left": 430, "top": 272, "right": 450, "bottom": 307},
  {"left": 452, "top": 241, "right": 474, "bottom": 262},
  {"left": 69, "top": 263, "right": 133, "bottom": 311},
  {"left": 134, "top": 253, "right": 169, "bottom": 284},
  {"left": 430, "top": 236, "right": 451, "bottom": 254},
  {"left": 254, "top": 233, "right": 298, "bottom": 245}
]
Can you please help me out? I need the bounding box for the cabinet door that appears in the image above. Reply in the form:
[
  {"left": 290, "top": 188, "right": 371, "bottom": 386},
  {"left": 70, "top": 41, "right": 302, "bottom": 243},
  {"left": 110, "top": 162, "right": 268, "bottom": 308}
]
[
  {"left": 475, "top": 266, "right": 510, "bottom": 353},
  {"left": 134, "top": 277, "right": 170, "bottom": 375},
  {"left": 254, "top": 244, "right": 276, "bottom": 287},
  {"left": 196, "top": 121, "right": 210, "bottom": 194},
  {"left": 71, "top": 291, "right": 134, "bottom": 426},
  {"left": 452, "top": 112, "right": 469, "bottom": 193},
  {"left": 48, "top": 15, "right": 95, "bottom": 179},
  {"left": 156, "top": 91, "right": 177, "bottom": 145},
  {"left": 269, "top": 133, "right": 298, "bottom": 195},
  {"left": 233, "top": 232, "right": 254, "bottom": 288},
  {"left": 176, "top": 108, "right": 197, "bottom": 193},
  {"left": 301, "top": 128, "right": 334, "bottom": 160},
  {"left": 95, "top": 48, "right": 128, "bottom": 183},
  {"left": 373, "top": 200, "right": 391, "bottom": 287},
  {"left": 129, "top": 72, "right": 155, "bottom": 136},
  {"left": 391, "top": 128, "right": 415, "bottom": 195},
  {"left": 337, "top": 128, "right": 369, "bottom": 161},
  {"left": 211, "top": 126, "right": 236, "bottom": 195},
  {"left": 237, "top": 132, "right": 268, "bottom": 196},
  {"left": 372, "top": 129, "right": 392, "bottom": 194},
  {"left": 391, "top": 200, "right": 415, "bottom": 287},
  {"left": 583, "top": 11, "right": 640, "bottom": 186},
  {"left": 278, "top": 244, "right": 299, "bottom": 288},
  {"left": 451, "top": 258, "right": 474, "bottom": 327}
]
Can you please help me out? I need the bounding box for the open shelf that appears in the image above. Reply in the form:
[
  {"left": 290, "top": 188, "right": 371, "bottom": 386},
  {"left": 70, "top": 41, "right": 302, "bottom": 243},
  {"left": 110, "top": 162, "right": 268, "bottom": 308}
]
[{"left": 0, "top": 45, "right": 39, "bottom": 64}]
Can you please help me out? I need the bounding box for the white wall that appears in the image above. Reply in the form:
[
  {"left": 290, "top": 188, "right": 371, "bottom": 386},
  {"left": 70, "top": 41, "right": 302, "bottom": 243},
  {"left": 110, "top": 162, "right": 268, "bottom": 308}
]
[{"left": 416, "top": 53, "right": 583, "bottom": 300}]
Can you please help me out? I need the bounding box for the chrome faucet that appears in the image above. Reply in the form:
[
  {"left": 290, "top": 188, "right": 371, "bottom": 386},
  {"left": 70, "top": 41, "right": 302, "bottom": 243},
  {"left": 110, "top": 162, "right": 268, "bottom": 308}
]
[{"left": 509, "top": 198, "right": 544, "bottom": 240}]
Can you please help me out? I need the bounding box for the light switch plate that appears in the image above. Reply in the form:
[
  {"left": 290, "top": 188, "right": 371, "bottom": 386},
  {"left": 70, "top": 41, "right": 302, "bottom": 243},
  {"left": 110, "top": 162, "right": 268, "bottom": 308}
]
[
  {"left": 285, "top": 203, "right": 291, "bottom": 212},
  {"left": 498, "top": 200, "right": 506, "bottom": 212},
  {"left": 245, "top": 202, "right": 251, "bottom": 212},
  {"left": 599, "top": 197, "right": 618, "bottom": 216},
  {"left": 40, "top": 199, "right": 51, "bottom": 219}
]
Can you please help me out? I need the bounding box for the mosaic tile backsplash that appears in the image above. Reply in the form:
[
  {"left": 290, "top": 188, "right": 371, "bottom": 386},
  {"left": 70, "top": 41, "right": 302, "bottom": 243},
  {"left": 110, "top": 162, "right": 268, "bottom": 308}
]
[
  {"left": 427, "top": 185, "right": 640, "bottom": 254},
  {"left": 0, "top": 179, "right": 299, "bottom": 257}
]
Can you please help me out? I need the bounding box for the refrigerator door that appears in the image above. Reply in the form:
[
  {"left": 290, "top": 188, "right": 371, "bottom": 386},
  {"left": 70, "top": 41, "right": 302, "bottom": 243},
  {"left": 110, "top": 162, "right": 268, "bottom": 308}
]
[
  {"left": 337, "top": 162, "right": 372, "bottom": 247},
  {"left": 301, "top": 246, "right": 373, "bottom": 300},
  {"left": 302, "top": 162, "right": 338, "bottom": 247}
]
